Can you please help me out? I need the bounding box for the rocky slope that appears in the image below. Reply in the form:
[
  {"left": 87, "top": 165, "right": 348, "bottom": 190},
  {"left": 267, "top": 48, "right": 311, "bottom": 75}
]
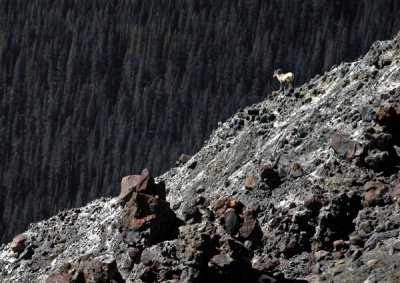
[
  {"left": 1, "top": 34, "right": 400, "bottom": 282},
  {"left": 2, "top": 0, "right": 400, "bottom": 244}
]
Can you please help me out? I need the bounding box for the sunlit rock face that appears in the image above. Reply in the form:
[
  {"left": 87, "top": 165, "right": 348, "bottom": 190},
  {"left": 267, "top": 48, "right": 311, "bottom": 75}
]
[{"left": 1, "top": 0, "right": 400, "bottom": 245}]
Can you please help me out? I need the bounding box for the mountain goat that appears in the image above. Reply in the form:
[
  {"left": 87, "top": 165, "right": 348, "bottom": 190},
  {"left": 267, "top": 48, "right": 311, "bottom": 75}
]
[{"left": 273, "top": 69, "right": 294, "bottom": 91}]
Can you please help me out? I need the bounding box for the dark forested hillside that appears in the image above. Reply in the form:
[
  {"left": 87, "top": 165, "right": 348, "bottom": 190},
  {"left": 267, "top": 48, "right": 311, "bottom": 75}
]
[{"left": 1, "top": 0, "right": 399, "bottom": 243}]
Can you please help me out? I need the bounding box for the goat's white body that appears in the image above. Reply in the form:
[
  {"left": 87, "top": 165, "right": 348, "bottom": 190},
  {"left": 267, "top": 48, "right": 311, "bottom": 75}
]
[{"left": 274, "top": 71, "right": 294, "bottom": 91}]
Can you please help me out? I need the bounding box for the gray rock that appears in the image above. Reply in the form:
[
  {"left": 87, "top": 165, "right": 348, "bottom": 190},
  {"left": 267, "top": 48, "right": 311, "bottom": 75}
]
[
  {"left": 224, "top": 208, "right": 240, "bottom": 235},
  {"left": 364, "top": 150, "right": 389, "bottom": 170}
]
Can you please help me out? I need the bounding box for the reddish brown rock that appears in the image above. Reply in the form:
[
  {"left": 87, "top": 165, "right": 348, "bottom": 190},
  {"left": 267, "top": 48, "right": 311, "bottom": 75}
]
[
  {"left": 118, "top": 193, "right": 167, "bottom": 231},
  {"left": 304, "top": 196, "right": 324, "bottom": 213},
  {"left": 211, "top": 197, "right": 228, "bottom": 210},
  {"left": 362, "top": 181, "right": 391, "bottom": 207},
  {"left": 330, "top": 133, "right": 364, "bottom": 160},
  {"left": 118, "top": 175, "right": 141, "bottom": 204},
  {"left": 210, "top": 197, "right": 261, "bottom": 243},
  {"left": 238, "top": 209, "right": 260, "bottom": 241},
  {"left": 46, "top": 264, "right": 72, "bottom": 283},
  {"left": 210, "top": 197, "right": 229, "bottom": 218},
  {"left": 211, "top": 197, "right": 245, "bottom": 219},
  {"left": 137, "top": 168, "right": 156, "bottom": 193},
  {"left": 330, "top": 133, "right": 351, "bottom": 158},
  {"left": 76, "top": 258, "right": 122, "bottom": 283},
  {"left": 118, "top": 192, "right": 177, "bottom": 244},
  {"left": 119, "top": 169, "right": 166, "bottom": 202},
  {"left": 289, "top": 162, "right": 303, "bottom": 178},
  {"left": 59, "top": 263, "right": 72, "bottom": 274},
  {"left": 45, "top": 273, "right": 70, "bottom": 283},
  {"left": 228, "top": 199, "right": 244, "bottom": 210},
  {"left": 376, "top": 104, "right": 400, "bottom": 127},
  {"left": 346, "top": 140, "right": 364, "bottom": 160},
  {"left": 390, "top": 184, "right": 400, "bottom": 201},
  {"left": 10, "top": 234, "right": 27, "bottom": 253},
  {"left": 137, "top": 169, "right": 167, "bottom": 199},
  {"left": 244, "top": 175, "right": 257, "bottom": 189},
  {"left": 333, "top": 239, "right": 348, "bottom": 251}
]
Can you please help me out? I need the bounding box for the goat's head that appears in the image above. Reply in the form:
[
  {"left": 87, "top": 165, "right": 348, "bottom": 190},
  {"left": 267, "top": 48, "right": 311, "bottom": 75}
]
[{"left": 273, "top": 69, "right": 282, "bottom": 78}]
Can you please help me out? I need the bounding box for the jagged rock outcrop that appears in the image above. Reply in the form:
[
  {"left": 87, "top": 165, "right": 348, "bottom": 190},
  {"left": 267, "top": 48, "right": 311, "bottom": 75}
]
[
  {"left": 1, "top": 33, "right": 400, "bottom": 282},
  {"left": 1, "top": 0, "right": 400, "bottom": 244}
]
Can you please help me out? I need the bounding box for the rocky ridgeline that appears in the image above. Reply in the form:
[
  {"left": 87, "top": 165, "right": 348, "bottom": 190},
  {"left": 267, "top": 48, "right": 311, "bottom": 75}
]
[{"left": 1, "top": 34, "right": 400, "bottom": 282}]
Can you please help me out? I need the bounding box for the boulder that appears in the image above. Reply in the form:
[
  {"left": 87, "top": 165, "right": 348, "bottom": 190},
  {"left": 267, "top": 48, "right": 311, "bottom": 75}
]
[
  {"left": 289, "top": 162, "right": 304, "bottom": 178},
  {"left": 347, "top": 140, "right": 365, "bottom": 160},
  {"left": 137, "top": 168, "right": 156, "bottom": 193},
  {"left": 10, "top": 234, "right": 27, "bottom": 253},
  {"left": 349, "top": 235, "right": 364, "bottom": 247},
  {"left": 376, "top": 104, "right": 400, "bottom": 131},
  {"left": 304, "top": 196, "right": 324, "bottom": 213},
  {"left": 333, "top": 239, "right": 348, "bottom": 251},
  {"left": 118, "top": 175, "right": 141, "bottom": 204},
  {"left": 45, "top": 273, "right": 70, "bottom": 283},
  {"left": 211, "top": 197, "right": 244, "bottom": 218},
  {"left": 244, "top": 175, "right": 257, "bottom": 189},
  {"left": 362, "top": 181, "right": 391, "bottom": 207},
  {"left": 47, "top": 258, "right": 123, "bottom": 283},
  {"left": 238, "top": 209, "right": 261, "bottom": 243},
  {"left": 210, "top": 197, "right": 229, "bottom": 218},
  {"left": 210, "top": 197, "right": 261, "bottom": 244},
  {"left": 224, "top": 208, "right": 240, "bottom": 235},
  {"left": 176, "top": 153, "right": 192, "bottom": 165},
  {"left": 366, "top": 132, "right": 393, "bottom": 151},
  {"left": 117, "top": 192, "right": 178, "bottom": 244},
  {"left": 45, "top": 263, "right": 73, "bottom": 283},
  {"left": 330, "top": 133, "right": 364, "bottom": 160},
  {"left": 258, "top": 165, "right": 280, "bottom": 188},
  {"left": 118, "top": 169, "right": 166, "bottom": 204},
  {"left": 390, "top": 184, "right": 400, "bottom": 201},
  {"left": 364, "top": 150, "right": 390, "bottom": 170}
]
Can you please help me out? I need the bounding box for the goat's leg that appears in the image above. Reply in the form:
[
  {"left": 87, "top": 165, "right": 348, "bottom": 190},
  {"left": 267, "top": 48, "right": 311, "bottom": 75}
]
[{"left": 279, "top": 82, "right": 282, "bottom": 91}]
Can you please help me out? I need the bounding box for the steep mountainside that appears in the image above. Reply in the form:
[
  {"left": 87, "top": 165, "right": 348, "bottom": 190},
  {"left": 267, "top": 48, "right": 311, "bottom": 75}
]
[
  {"left": 1, "top": 0, "right": 400, "bottom": 244},
  {"left": 1, "top": 33, "right": 399, "bottom": 282}
]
